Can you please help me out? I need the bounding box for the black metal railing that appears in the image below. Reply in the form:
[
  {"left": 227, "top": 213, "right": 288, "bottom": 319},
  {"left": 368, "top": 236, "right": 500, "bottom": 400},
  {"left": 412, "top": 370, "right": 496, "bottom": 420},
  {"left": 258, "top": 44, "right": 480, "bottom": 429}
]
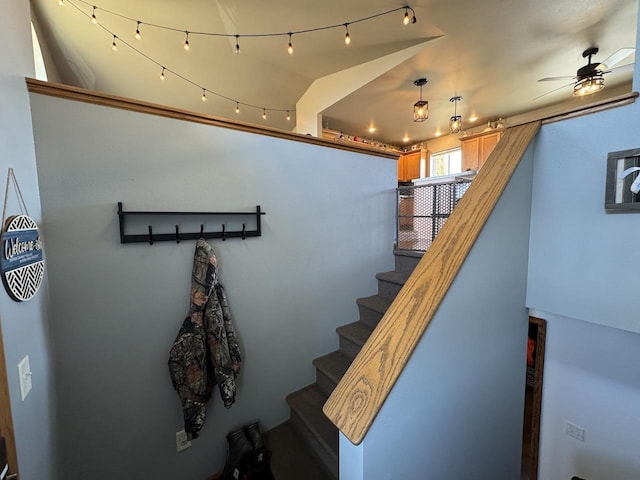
[{"left": 396, "top": 174, "right": 475, "bottom": 251}]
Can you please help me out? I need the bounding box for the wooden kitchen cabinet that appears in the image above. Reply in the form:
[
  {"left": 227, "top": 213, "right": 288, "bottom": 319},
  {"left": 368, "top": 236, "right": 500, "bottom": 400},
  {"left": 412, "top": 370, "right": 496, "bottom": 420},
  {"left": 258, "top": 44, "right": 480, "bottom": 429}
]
[
  {"left": 460, "top": 130, "right": 503, "bottom": 172},
  {"left": 398, "top": 150, "right": 421, "bottom": 181}
]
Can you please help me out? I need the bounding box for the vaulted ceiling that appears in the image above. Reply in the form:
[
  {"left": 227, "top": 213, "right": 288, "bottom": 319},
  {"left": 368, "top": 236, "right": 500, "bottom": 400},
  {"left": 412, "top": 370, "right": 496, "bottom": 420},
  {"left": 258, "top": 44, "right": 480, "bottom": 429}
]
[{"left": 30, "top": 0, "right": 638, "bottom": 147}]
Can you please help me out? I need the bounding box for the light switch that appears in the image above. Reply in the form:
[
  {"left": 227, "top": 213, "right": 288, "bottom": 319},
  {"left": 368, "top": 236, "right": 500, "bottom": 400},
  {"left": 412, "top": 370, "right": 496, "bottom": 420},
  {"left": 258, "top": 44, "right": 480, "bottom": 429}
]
[{"left": 17, "top": 355, "right": 32, "bottom": 401}]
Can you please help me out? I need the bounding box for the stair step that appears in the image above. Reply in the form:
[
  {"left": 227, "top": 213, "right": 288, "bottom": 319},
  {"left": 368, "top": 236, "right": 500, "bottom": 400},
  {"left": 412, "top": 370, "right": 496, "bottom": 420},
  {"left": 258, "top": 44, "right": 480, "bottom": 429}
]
[
  {"left": 376, "top": 270, "right": 410, "bottom": 300},
  {"left": 264, "top": 420, "right": 335, "bottom": 480},
  {"left": 356, "top": 294, "right": 392, "bottom": 329},
  {"left": 336, "top": 321, "right": 373, "bottom": 360},
  {"left": 394, "top": 249, "right": 423, "bottom": 275},
  {"left": 313, "top": 351, "right": 352, "bottom": 396},
  {"left": 286, "top": 384, "right": 338, "bottom": 479}
]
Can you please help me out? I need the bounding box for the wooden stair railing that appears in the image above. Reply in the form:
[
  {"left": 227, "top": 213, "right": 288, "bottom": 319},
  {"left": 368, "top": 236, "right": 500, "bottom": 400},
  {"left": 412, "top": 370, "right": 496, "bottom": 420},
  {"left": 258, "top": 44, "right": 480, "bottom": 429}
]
[{"left": 323, "top": 121, "right": 541, "bottom": 445}]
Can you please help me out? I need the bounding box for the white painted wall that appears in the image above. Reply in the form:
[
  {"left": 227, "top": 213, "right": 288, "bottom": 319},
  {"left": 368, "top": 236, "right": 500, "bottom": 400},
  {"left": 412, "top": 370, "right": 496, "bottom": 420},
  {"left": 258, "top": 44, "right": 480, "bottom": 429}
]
[
  {"left": 532, "top": 309, "right": 640, "bottom": 480},
  {"left": 0, "top": 3, "right": 57, "bottom": 480},
  {"left": 359, "top": 146, "right": 535, "bottom": 479},
  {"left": 29, "top": 94, "right": 397, "bottom": 479}
]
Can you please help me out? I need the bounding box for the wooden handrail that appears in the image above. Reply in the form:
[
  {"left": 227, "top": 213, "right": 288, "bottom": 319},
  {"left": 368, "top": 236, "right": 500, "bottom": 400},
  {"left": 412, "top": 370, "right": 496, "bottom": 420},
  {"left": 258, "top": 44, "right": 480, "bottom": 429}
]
[
  {"left": 25, "top": 78, "right": 399, "bottom": 160},
  {"left": 323, "top": 121, "right": 541, "bottom": 445}
]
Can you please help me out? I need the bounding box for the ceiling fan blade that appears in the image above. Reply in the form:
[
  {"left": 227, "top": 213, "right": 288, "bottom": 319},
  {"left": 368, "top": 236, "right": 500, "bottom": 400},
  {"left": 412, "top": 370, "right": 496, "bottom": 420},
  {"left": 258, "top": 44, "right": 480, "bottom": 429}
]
[
  {"left": 604, "top": 63, "right": 634, "bottom": 74},
  {"left": 538, "top": 75, "right": 576, "bottom": 82},
  {"left": 595, "top": 47, "right": 635, "bottom": 70},
  {"left": 532, "top": 81, "right": 575, "bottom": 101}
]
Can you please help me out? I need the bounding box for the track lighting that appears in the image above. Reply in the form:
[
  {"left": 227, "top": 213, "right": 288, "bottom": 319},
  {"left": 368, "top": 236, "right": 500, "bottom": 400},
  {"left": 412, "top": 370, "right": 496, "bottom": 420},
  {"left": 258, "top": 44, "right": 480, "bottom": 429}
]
[
  {"left": 201, "top": 89, "right": 207, "bottom": 102},
  {"left": 344, "top": 24, "right": 351, "bottom": 45},
  {"left": 413, "top": 78, "right": 428, "bottom": 122},
  {"left": 403, "top": 9, "right": 410, "bottom": 25},
  {"left": 236, "top": 103, "right": 240, "bottom": 114},
  {"left": 183, "top": 31, "right": 190, "bottom": 50},
  {"left": 57, "top": 0, "right": 64, "bottom": 6},
  {"left": 286, "top": 111, "right": 291, "bottom": 121},
  {"left": 449, "top": 96, "right": 462, "bottom": 133},
  {"left": 262, "top": 109, "right": 267, "bottom": 119},
  {"left": 135, "top": 21, "right": 142, "bottom": 40},
  {"left": 91, "top": 5, "right": 97, "bottom": 24},
  {"left": 234, "top": 35, "right": 241, "bottom": 54},
  {"left": 111, "top": 35, "right": 117, "bottom": 51},
  {"left": 160, "top": 67, "right": 165, "bottom": 80}
]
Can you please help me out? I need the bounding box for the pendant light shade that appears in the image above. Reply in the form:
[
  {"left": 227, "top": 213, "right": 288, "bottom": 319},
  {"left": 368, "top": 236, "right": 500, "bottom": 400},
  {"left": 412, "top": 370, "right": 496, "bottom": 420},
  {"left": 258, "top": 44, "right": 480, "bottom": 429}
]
[
  {"left": 449, "top": 96, "right": 462, "bottom": 133},
  {"left": 413, "top": 78, "right": 429, "bottom": 122}
]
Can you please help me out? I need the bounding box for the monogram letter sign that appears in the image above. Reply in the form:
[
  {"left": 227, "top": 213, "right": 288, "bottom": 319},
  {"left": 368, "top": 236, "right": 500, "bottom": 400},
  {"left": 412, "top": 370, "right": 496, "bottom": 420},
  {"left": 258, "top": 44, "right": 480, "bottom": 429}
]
[{"left": 1, "top": 215, "right": 44, "bottom": 301}]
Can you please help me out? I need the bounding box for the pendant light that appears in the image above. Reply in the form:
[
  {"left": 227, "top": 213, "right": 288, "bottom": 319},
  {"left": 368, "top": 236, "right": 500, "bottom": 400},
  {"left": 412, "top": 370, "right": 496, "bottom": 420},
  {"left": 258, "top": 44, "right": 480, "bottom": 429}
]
[
  {"left": 449, "top": 96, "right": 462, "bottom": 133},
  {"left": 413, "top": 78, "right": 428, "bottom": 122}
]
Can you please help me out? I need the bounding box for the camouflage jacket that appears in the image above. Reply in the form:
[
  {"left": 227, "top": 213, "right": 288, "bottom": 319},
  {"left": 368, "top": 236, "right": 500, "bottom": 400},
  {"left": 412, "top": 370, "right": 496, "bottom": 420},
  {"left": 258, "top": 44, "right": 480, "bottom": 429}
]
[{"left": 168, "top": 239, "right": 242, "bottom": 439}]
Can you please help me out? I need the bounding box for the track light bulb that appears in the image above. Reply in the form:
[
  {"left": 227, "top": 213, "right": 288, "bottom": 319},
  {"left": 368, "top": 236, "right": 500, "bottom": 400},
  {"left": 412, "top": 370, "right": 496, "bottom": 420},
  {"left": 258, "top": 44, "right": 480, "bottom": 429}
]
[
  {"left": 201, "top": 89, "right": 207, "bottom": 102},
  {"left": 344, "top": 24, "right": 351, "bottom": 45},
  {"left": 91, "top": 6, "right": 97, "bottom": 24},
  {"left": 111, "top": 35, "right": 118, "bottom": 51},
  {"left": 184, "top": 32, "right": 190, "bottom": 51},
  {"left": 160, "top": 67, "right": 165, "bottom": 80},
  {"left": 57, "top": 0, "right": 64, "bottom": 6},
  {"left": 262, "top": 109, "right": 267, "bottom": 120},
  {"left": 286, "top": 111, "right": 291, "bottom": 121},
  {"left": 236, "top": 103, "right": 240, "bottom": 114},
  {"left": 234, "top": 35, "right": 240, "bottom": 54},
  {"left": 135, "top": 21, "right": 142, "bottom": 40},
  {"left": 288, "top": 34, "right": 293, "bottom": 55}
]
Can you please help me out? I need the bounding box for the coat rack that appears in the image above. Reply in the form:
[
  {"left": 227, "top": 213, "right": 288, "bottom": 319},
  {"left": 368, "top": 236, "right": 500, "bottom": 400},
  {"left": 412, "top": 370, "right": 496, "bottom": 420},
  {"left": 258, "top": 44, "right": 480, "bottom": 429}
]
[{"left": 117, "top": 202, "right": 266, "bottom": 244}]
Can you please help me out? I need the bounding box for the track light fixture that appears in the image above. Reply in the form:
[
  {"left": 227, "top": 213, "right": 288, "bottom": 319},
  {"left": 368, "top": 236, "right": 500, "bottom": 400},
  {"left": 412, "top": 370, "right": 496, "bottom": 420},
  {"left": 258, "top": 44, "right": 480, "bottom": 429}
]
[
  {"left": 413, "top": 78, "right": 428, "bottom": 122},
  {"left": 91, "top": 5, "right": 97, "bottom": 24},
  {"left": 449, "top": 96, "right": 462, "bottom": 133},
  {"left": 287, "top": 33, "right": 294, "bottom": 54},
  {"left": 234, "top": 35, "right": 241, "bottom": 54},
  {"left": 403, "top": 7, "right": 416, "bottom": 25},
  {"left": 135, "top": 21, "right": 141, "bottom": 40},
  {"left": 344, "top": 24, "right": 351, "bottom": 45}
]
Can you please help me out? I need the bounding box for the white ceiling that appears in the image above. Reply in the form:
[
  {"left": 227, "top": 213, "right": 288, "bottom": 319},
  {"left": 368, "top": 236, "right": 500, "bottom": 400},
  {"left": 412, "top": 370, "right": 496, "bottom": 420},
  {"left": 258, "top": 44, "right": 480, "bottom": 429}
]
[{"left": 30, "top": 0, "right": 638, "bottom": 147}]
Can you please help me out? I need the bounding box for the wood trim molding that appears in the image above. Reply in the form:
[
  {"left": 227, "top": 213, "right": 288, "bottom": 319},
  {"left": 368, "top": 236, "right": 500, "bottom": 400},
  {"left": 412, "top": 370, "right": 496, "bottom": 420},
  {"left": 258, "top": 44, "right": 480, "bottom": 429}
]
[
  {"left": 323, "top": 121, "right": 541, "bottom": 445},
  {"left": 0, "top": 320, "right": 19, "bottom": 477},
  {"left": 25, "top": 78, "right": 398, "bottom": 160}
]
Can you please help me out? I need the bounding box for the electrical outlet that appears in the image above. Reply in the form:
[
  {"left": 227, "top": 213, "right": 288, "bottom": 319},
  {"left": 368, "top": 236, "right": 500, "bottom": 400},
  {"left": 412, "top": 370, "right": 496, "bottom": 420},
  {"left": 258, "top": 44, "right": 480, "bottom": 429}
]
[
  {"left": 176, "top": 430, "right": 191, "bottom": 452},
  {"left": 565, "top": 421, "right": 585, "bottom": 442}
]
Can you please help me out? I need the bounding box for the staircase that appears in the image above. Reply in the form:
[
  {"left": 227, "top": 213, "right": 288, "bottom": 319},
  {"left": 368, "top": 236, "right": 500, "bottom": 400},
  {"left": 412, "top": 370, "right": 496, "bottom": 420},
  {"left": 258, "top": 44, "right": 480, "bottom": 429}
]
[{"left": 264, "top": 249, "right": 423, "bottom": 480}]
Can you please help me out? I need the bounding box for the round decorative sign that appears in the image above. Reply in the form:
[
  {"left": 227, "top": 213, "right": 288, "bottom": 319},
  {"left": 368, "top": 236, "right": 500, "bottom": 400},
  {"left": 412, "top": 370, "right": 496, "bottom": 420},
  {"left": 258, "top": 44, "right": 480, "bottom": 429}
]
[{"left": 1, "top": 215, "right": 44, "bottom": 302}]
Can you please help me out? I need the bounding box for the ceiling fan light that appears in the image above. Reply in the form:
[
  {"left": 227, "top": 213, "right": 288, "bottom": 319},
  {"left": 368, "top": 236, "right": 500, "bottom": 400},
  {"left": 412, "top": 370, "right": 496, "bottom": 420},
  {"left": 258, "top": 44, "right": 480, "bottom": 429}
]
[{"left": 573, "top": 74, "right": 604, "bottom": 96}]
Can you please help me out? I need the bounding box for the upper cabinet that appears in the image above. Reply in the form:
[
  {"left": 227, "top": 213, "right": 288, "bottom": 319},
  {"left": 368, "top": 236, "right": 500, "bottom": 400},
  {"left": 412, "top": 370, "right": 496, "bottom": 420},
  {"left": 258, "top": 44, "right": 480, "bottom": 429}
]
[
  {"left": 398, "top": 150, "right": 421, "bottom": 181},
  {"left": 461, "top": 130, "right": 503, "bottom": 172}
]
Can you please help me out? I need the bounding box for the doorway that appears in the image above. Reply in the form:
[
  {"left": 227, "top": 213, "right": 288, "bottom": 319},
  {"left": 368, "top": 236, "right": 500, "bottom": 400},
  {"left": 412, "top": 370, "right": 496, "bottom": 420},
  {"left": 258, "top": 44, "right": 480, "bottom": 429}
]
[
  {"left": 521, "top": 316, "right": 546, "bottom": 480},
  {"left": 0, "top": 320, "right": 19, "bottom": 477}
]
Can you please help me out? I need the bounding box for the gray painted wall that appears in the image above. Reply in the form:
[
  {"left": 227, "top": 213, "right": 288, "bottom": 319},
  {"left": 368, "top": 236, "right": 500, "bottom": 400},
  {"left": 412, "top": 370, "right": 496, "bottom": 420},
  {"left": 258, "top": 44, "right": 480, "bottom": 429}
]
[
  {"left": 357, "top": 146, "right": 535, "bottom": 479},
  {"left": 29, "top": 94, "right": 396, "bottom": 479},
  {"left": 0, "top": 3, "right": 57, "bottom": 480},
  {"left": 526, "top": 33, "right": 640, "bottom": 475}
]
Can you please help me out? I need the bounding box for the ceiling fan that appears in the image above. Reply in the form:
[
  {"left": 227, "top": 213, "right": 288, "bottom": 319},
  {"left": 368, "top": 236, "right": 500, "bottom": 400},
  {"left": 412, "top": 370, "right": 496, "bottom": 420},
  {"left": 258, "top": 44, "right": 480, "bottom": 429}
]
[{"left": 535, "top": 46, "right": 635, "bottom": 100}]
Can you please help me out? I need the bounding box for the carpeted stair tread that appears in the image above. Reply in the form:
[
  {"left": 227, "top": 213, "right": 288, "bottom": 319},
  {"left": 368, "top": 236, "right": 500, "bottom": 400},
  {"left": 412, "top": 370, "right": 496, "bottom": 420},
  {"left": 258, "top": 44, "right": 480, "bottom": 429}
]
[
  {"left": 264, "top": 420, "right": 335, "bottom": 480},
  {"left": 376, "top": 270, "right": 410, "bottom": 285},
  {"left": 313, "top": 351, "right": 351, "bottom": 392},
  {"left": 356, "top": 294, "right": 392, "bottom": 314},
  {"left": 336, "top": 321, "right": 373, "bottom": 348},
  {"left": 286, "top": 384, "right": 338, "bottom": 464}
]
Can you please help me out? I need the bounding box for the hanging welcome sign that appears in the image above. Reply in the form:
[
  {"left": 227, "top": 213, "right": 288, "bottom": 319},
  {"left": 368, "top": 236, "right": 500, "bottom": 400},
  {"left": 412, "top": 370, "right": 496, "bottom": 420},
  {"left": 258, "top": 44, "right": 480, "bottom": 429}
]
[
  {"left": 1, "top": 215, "right": 44, "bottom": 302},
  {"left": 0, "top": 168, "right": 45, "bottom": 302}
]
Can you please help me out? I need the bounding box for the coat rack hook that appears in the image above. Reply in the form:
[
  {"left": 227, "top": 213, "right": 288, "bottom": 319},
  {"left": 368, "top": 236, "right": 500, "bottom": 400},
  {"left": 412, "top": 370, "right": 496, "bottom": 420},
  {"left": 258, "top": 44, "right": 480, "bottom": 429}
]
[
  {"left": 200, "top": 224, "right": 204, "bottom": 237},
  {"left": 175, "top": 225, "right": 180, "bottom": 243},
  {"left": 222, "top": 224, "right": 227, "bottom": 241},
  {"left": 241, "top": 223, "right": 246, "bottom": 240},
  {"left": 148, "top": 225, "right": 154, "bottom": 245}
]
